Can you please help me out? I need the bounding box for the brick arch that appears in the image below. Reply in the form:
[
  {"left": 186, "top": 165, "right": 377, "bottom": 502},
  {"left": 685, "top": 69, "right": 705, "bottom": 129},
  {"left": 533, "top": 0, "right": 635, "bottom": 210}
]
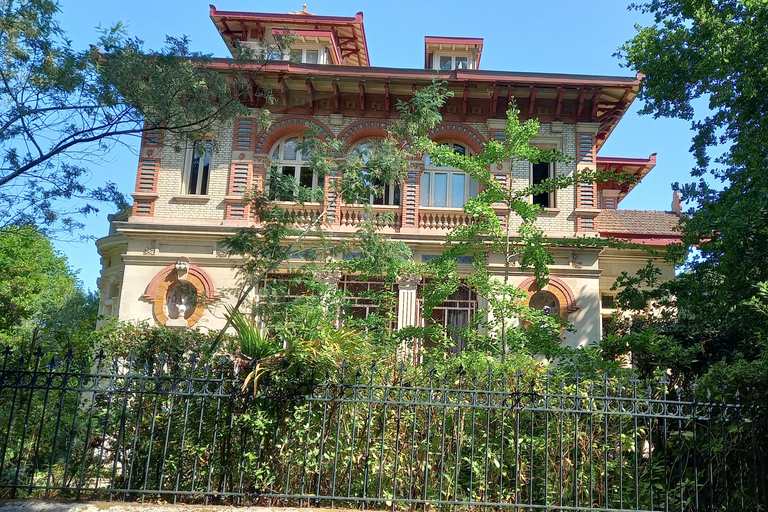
[
  {"left": 338, "top": 119, "right": 392, "bottom": 146},
  {"left": 255, "top": 116, "right": 334, "bottom": 154},
  {"left": 427, "top": 123, "right": 487, "bottom": 154},
  {"left": 142, "top": 263, "right": 218, "bottom": 327},
  {"left": 518, "top": 275, "right": 579, "bottom": 317}
]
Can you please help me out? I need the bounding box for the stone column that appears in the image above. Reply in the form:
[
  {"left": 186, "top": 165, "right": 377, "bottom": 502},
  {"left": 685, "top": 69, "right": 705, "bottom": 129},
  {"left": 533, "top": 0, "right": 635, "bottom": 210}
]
[
  {"left": 316, "top": 268, "right": 342, "bottom": 316},
  {"left": 396, "top": 273, "right": 422, "bottom": 363}
]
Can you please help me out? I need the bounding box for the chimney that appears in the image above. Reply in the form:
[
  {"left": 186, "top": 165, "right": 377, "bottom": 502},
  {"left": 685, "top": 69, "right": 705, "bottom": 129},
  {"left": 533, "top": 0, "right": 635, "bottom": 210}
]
[{"left": 671, "top": 190, "right": 682, "bottom": 216}]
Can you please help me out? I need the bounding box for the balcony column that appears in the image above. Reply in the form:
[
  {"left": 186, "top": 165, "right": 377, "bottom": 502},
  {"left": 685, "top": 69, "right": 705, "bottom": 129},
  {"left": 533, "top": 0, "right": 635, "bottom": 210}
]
[
  {"left": 324, "top": 160, "right": 344, "bottom": 228},
  {"left": 400, "top": 161, "right": 423, "bottom": 233},
  {"left": 396, "top": 273, "right": 422, "bottom": 363},
  {"left": 315, "top": 268, "right": 342, "bottom": 312}
]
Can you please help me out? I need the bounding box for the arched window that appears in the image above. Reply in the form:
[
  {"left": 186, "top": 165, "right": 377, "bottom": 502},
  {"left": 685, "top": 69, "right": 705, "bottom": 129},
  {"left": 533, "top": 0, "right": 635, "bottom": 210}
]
[
  {"left": 345, "top": 140, "right": 401, "bottom": 206},
  {"left": 421, "top": 142, "right": 478, "bottom": 208},
  {"left": 268, "top": 136, "right": 321, "bottom": 200}
]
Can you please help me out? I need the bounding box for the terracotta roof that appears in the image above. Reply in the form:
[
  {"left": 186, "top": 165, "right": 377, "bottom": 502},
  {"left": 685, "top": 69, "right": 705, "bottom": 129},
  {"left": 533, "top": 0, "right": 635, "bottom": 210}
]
[{"left": 595, "top": 209, "right": 682, "bottom": 236}]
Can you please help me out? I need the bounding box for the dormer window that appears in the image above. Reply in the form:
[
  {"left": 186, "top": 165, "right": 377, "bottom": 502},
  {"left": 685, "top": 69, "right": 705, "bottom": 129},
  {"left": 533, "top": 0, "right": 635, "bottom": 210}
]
[
  {"left": 290, "top": 47, "right": 328, "bottom": 64},
  {"left": 291, "top": 48, "right": 319, "bottom": 63},
  {"left": 425, "top": 36, "right": 483, "bottom": 70},
  {"left": 437, "top": 55, "right": 471, "bottom": 70}
]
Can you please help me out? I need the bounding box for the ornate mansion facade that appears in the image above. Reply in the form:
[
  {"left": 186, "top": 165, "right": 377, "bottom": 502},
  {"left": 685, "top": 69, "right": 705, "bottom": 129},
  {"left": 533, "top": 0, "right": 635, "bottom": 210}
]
[{"left": 96, "top": 6, "right": 681, "bottom": 347}]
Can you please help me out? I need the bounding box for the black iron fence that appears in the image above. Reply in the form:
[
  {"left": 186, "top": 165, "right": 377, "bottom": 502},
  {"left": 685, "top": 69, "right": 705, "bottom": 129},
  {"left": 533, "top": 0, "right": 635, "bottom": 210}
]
[{"left": 0, "top": 347, "right": 765, "bottom": 511}]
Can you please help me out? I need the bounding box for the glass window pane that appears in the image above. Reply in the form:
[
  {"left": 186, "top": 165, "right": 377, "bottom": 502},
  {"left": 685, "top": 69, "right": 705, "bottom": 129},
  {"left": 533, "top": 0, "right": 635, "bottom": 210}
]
[
  {"left": 452, "top": 173, "right": 466, "bottom": 208},
  {"left": 188, "top": 150, "right": 199, "bottom": 195},
  {"left": 358, "top": 141, "right": 372, "bottom": 163},
  {"left": 267, "top": 49, "right": 283, "bottom": 60},
  {"left": 283, "top": 138, "right": 298, "bottom": 161},
  {"left": 290, "top": 49, "right": 302, "bottom": 62},
  {"left": 282, "top": 165, "right": 295, "bottom": 178},
  {"left": 434, "top": 173, "right": 448, "bottom": 207},
  {"left": 305, "top": 50, "right": 319, "bottom": 63},
  {"left": 299, "top": 167, "right": 313, "bottom": 189},
  {"left": 532, "top": 162, "right": 550, "bottom": 207},
  {"left": 469, "top": 178, "right": 478, "bottom": 198},
  {"left": 300, "top": 144, "right": 312, "bottom": 161},
  {"left": 455, "top": 57, "right": 468, "bottom": 69},
  {"left": 393, "top": 185, "right": 401, "bottom": 206},
  {"left": 200, "top": 141, "right": 211, "bottom": 195},
  {"left": 272, "top": 145, "right": 280, "bottom": 159},
  {"left": 532, "top": 162, "right": 550, "bottom": 185},
  {"left": 439, "top": 56, "right": 453, "bottom": 70},
  {"left": 421, "top": 173, "right": 430, "bottom": 206},
  {"left": 453, "top": 144, "right": 466, "bottom": 156}
]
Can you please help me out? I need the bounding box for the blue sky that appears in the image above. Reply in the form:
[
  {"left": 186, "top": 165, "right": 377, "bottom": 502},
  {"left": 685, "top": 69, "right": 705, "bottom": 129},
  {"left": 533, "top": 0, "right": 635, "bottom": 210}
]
[{"left": 55, "top": 0, "right": 698, "bottom": 290}]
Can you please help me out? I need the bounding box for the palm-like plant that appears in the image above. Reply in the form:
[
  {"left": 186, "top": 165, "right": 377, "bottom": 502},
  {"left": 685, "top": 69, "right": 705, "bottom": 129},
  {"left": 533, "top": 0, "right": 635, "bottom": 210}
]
[{"left": 225, "top": 306, "right": 282, "bottom": 395}]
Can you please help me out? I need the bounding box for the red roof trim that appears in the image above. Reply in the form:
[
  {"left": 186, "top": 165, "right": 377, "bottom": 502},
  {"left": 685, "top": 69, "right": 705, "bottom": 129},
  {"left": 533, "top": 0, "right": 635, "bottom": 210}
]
[
  {"left": 271, "top": 28, "right": 343, "bottom": 64},
  {"left": 599, "top": 234, "right": 683, "bottom": 245},
  {"left": 210, "top": 5, "right": 368, "bottom": 66},
  {"left": 206, "top": 59, "right": 640, "bottom": 87},
  {"left": 425, "top": 36, "right": 484, "bottom": 45},
  {"left": 210, "top": 5, "right": 363, "bottom": 24},
  {"left": 596, "top": 153, "right": 657, "bottom": 166}
]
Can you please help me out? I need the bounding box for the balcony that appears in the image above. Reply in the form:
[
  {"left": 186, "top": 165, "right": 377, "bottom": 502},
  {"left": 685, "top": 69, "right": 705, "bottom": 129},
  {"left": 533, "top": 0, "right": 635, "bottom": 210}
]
[
  {"left": 340, "top": 204, "right": 401, "bottom": 230},
  {"left": 418, "top": 207, "right": 475, "bottom": 231}
]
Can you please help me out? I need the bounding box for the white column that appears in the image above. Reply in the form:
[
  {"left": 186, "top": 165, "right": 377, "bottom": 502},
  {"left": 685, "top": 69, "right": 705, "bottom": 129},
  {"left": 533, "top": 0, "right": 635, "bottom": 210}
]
[{"left": 396, "top": 273, "right": 421, "bottom": 363}]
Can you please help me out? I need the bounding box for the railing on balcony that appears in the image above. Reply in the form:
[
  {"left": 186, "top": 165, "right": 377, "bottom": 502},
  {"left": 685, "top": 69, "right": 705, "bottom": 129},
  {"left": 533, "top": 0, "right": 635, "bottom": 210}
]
[
  {"left": 418, "top": 207, "right": 476, "bottom": 230},
  {"left": 339, "top": 204, "right": 401, "bottom": 229},
  {"left": 274, "top": 201, "right": 325, "bottom": 225},
  {"left": 253, "top": 201, "right": 506, "bottom": 233}
]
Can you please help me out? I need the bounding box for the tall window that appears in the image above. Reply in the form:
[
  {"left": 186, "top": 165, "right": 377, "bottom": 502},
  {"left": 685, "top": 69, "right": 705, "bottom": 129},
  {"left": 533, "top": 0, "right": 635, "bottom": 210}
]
[
  {"left": 531, "top": 161, "right": 555, "bottom": 208},
  {"left": 183, "top": 140, "right": 212, "bottom": 195},
  {"left": 421, "top": 142, "right": 478, "bottom": 208},
  {"left": 346, "top": 141, "right": 401, "bottom": 205},
  {"left": 269, "top": 136, "right": 321, "bottom": 200},
  {"left": 420, "top": 284, "right": 478, "bottom": 353}
]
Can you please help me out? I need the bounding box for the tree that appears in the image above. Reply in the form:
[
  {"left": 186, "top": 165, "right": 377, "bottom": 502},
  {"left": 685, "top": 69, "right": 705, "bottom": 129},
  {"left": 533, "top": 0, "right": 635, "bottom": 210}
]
[
  {"left": 0, "top": 0, "right": 267, "bottom": 232},
  {"left": 0, "top": 224, "right": 95, "bottom": 354},
  {"left": 618, "top": 0, "right": 768, "bottom": 365}
]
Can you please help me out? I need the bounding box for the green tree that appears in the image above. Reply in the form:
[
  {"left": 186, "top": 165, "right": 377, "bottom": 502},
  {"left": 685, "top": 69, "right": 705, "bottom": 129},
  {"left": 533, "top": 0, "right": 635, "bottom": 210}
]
[
  {"left": 619, "top": 0, "right": 768, "bottom": 366},
  {"left": 0, "top": 224, "right": 95, "bottom": 354},
  {"left": 0, "top": 0, "right": 268, "bottom": 232}
]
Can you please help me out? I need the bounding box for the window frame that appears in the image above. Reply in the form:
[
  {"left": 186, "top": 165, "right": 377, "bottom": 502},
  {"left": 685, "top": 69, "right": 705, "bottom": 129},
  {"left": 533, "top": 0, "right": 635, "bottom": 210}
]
[
  {"left": 421, "top": 142, "right": 478, "bottom": 208},
  {"left": 268, "top": 136, "right": 322, "bottom": 200},
  {"left": 418, "top": 282, "right": 478, "bottom": 354},
  {"left": 289, "top": 46, "right": 326, "bottom": 64},
  {"left": 182, "top": 139, "right": 212, "bottom": 195},
  {"left": 346, "top": 140, "right": 402, "bottom": 206},
  {"left": 433, "top": 52, "right": 473, "bottom": 70},
  {"left": 529, "top": 144, "right": 559, "bottom": 209},
  {"left": 339, "top": 275, "right": 396, "bottom": 322}
]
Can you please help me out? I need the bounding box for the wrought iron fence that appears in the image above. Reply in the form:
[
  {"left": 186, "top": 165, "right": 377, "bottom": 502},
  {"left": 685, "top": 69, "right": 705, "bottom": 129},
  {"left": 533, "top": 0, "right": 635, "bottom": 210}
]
[{"left": 0, "top": 346, "right": 765, "bottom": 512}]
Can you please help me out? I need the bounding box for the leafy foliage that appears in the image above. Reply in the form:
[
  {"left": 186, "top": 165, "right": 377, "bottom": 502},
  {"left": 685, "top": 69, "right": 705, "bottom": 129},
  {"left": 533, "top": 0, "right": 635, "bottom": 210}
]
[
  {"left": 0, "top": 224, "right": 97, "bottom": 356},
  {"left": 0, "top": 0, "right": 265, "bottom": 232},
  {"left": 619, "top": 0, "right": 768, "bottom": 367}
]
